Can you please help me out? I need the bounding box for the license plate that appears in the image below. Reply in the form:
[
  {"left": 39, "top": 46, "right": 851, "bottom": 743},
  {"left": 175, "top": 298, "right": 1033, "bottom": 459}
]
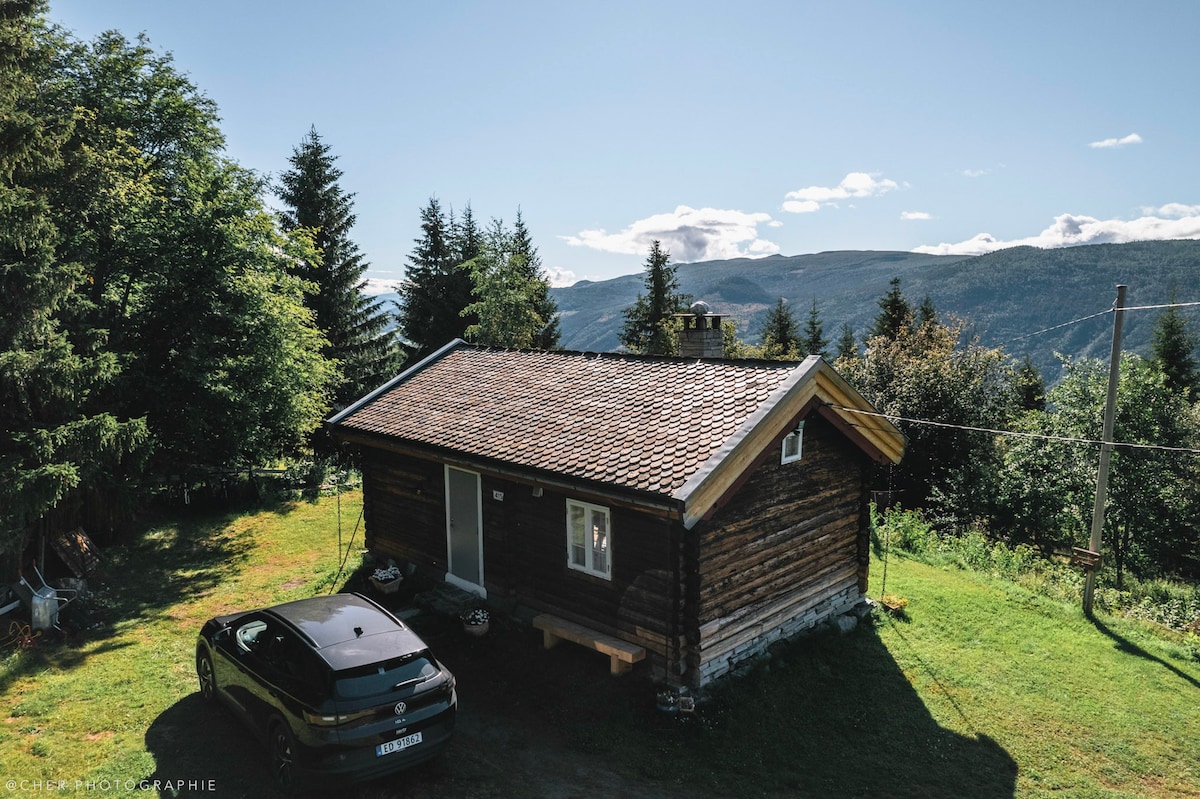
[{"left": 376, "top": 732, "right": 422, "bottom": 757}]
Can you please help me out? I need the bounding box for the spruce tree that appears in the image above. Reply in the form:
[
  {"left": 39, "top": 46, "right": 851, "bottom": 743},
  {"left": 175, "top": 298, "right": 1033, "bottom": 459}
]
[
  {"left": 760, "top": 298, "right": 801, "bottom": 359},
  {"left": 619, "top": 240, "right": 689, "bottom": 355},
  {"left": 512, "top": 209, "right": 560, "bottom": 349},
  {"left": 0, "top": 0, "right": 147, "bottom": 555},
  {"left": 868, "top": 277, "right": 913, "bottom": 341},
  {"left": 398, "top": 197, "right": 475, "bottom": 356},
  {"left": 463, "top": 216, "right": 558, "bottom": 349},
  {"left": 277, "top": 127, "right": 403, "bottom": 410},
  {"left": 802, "top": 298, "right": 829, "bottom": 359},
  {"left": 1151, "top": 298, "right": 1198, "bottom": 396},
  {"left": 834, "top": 323, "right": 858, "bottom": 361}
]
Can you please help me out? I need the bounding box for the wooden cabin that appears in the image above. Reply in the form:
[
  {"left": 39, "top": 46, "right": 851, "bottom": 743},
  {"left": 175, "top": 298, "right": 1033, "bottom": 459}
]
[{"left": 328, "top": 339, "right": 903, "bottom": 690}]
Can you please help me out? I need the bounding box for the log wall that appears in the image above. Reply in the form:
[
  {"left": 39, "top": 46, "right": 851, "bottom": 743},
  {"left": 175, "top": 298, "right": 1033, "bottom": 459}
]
[
  {"left": 358, "top": 448, "right": 679, "bottom": 665},
  {"left": 690, "top": 414, "right": 868, "bottom": 686}
]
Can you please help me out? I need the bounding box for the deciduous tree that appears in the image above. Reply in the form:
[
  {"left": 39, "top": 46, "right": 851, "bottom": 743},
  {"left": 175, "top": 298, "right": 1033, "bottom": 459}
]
[{"left": 463, "top": 217, "right": 557, "bottom": 349}]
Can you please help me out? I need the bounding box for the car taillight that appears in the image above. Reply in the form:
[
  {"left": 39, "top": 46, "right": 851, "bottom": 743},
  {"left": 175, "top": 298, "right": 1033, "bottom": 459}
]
[{"left": 302, "top": 708, "right": 375, "bottom": 727}]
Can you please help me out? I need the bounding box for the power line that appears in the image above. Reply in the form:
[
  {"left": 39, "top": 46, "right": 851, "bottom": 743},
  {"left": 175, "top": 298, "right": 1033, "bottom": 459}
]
[
  {"left": 830, "top": 405, "right": 1200, "bottom": 456},
  {"left": 998, "top": 300, "right": 1200, "bottom": 349},
  {"left": 1001, "top": 309, "right": 1112, "bottom": 346}
]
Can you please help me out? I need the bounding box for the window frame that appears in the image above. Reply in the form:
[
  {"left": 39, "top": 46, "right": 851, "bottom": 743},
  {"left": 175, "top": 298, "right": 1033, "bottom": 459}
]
[
  {"left": 565, "top": 499, "right": 613, "bottom": 581},
  {"left": 781, "top": 422, "right": 805, "bottom": 464}
]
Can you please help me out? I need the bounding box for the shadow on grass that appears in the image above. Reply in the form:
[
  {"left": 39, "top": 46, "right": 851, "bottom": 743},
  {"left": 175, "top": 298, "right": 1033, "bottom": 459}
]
[
  {"left": 145, "top": 693, "right": 270, "bottom": 795},
  {"left": 88, "top": 503, "right": 261, "bottom": 629},
  {"left": 1089, "top": 614, "right": 1200, "bottom": 690},
  {"left": 0, "top": 502, "right": 260, "bottom": 696},
  {"left": 146, "top": 605, "right": 1018, "bottom": 799},
  {"left": 646, "top": 621, "right": 1018, "bottom": 799}
]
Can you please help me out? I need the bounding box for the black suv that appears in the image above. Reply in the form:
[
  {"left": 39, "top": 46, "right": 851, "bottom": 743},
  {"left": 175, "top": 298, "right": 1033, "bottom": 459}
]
[{"left": 196, "top": 592, "right": 456, "bottom": 791}]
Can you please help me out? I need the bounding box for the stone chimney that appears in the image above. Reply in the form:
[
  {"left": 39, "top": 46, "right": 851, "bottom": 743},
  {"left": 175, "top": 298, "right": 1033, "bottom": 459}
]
[{"left": 676, "top": 301, "right": 724, "bottom": 358}]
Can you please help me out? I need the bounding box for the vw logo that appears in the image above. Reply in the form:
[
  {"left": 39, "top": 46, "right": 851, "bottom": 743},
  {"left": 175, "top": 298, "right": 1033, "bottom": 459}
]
[{"left": 394, "top": 701, "right": 407, "bottom": 716}]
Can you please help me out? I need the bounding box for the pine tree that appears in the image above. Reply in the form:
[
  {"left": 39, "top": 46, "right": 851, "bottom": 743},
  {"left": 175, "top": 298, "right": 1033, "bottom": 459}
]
[
  {"left": 277, "top": 127, "right": 403, "bottom": 410},
  {"left": 619, "top": 241, "right": 689, "bottom": 355},
  {"left": 1151, "top": 298, "right": 1198, "bottom": 396},
  {"left": 802, "top": 298, "right": 829, "bottom": 359},
  {"left": 398, "top": 197, "right": 475, "bottom": 356}
]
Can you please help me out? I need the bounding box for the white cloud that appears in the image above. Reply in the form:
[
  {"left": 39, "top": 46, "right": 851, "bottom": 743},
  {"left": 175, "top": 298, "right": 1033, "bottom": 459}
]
[
  {"left": 901, "top": 211, "right": 932, "bottom": 221},
  {"left": 1088, "top": 132, "right": 1143, "bottom": 149},
  {"left": 782, "top": 172, "right": 899, "bottom": 213},
  {"left": 545, "top": 266, "right": 577, "bottom": 287},
  {"left": 1154, "top": 203, "right": 1200, "bottom": 218},
  {"left": 962, "top": 168, "right": 990, "bottom": 178},
  {"left": 360, "top": 277, "right": 399, "bottom": 296},
  {"left": 563, "top": 205, "right": 781, "bottom": 262},
  {"left": 782, "top": 199, "right": 821, "bottom": 214},
  {"left": 913, "top": 210, "right": 1200, "bottom": 256}
]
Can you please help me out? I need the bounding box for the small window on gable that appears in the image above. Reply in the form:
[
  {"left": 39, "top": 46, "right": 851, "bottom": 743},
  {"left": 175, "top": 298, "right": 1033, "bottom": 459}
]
[
  {"left": 781, "top": 421, "right": 805, "bottom": 464},
  {"left": 566, "top": 499, "right": 612, "bottom": 580}
]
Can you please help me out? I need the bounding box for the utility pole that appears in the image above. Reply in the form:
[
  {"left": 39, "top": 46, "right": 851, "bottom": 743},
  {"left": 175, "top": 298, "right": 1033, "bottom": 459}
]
[{"left": 1083, "top": 284, "right": 1126, "bottom": 616}]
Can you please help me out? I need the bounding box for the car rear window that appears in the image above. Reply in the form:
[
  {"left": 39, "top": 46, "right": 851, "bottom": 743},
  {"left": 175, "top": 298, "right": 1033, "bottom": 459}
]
[{"left": 333, "top": 652, "right": 439, "bottom": 700}]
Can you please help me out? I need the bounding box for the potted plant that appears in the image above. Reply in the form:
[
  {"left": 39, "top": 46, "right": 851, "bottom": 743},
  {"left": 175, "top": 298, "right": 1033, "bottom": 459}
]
[
  {"left": 460, "top": 607, "right": 490, "bottom": 637},
  {"left": 368, "top": 563, "right": 404, "bottom": 595}
]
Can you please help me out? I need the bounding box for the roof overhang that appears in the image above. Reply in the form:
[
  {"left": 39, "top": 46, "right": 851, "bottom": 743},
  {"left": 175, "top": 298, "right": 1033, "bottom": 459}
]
[{"left": 673, "top": 356, "right": 903, "bottom": 529}]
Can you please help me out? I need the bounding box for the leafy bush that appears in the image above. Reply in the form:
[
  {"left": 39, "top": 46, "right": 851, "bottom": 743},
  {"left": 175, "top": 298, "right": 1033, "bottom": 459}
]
[{"left": 871, "top": 504, "right": 1200, "bottom": 637}]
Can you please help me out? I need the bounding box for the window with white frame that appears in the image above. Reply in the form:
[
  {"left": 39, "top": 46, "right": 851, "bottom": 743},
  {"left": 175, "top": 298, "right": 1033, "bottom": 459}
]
[
  {"left": 781, "top": 420, "right": 805, "bottom": 464},
  {"left": 566, "top": 499, "right": 612, "bottom": 580}
]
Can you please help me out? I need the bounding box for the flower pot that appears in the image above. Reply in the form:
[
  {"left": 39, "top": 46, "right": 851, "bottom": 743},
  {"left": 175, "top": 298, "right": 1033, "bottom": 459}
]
[
  {"left": 370, "top": 576, "right": 403, "bottom": 595},
  {"left": 463, "top": 620, "right": 489, "bottom": 637}
]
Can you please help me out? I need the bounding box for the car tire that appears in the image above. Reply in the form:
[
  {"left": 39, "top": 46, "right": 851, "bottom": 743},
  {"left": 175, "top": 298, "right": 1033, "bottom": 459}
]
[
  {"left": 196, "top": 651, "right": 216, "bottom": 704},
  {"left": 269, "top": 719, "right": 298, "bottom": 794}
]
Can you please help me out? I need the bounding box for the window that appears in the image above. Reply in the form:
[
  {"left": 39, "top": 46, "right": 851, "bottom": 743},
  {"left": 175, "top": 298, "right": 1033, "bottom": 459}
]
[
  {"left": 781, "top": 421, "right": 805, "bottom": 464},
  {"left": 566, "top": 499, "right": 612, "bottom": 580}
]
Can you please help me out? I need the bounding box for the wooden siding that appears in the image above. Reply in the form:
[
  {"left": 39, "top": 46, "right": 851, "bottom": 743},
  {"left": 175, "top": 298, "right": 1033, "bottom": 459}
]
[
  {"left": 358, "top": 447, "right": 680, "bottom": 665},
  {"left": 691, "top": 414, "right": 867, "bottom": 685}
]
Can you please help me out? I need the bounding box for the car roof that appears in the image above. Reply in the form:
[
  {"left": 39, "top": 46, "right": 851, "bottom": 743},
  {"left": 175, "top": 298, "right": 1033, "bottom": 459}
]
[{"left": 264, "top": 593, "right": 429, "bottom": 672}]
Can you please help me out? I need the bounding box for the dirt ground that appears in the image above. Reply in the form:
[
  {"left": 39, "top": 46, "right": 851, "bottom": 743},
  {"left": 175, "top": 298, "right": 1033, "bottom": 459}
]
[{"left": 153, "top": 583, "right": 704, "bottom": 799}]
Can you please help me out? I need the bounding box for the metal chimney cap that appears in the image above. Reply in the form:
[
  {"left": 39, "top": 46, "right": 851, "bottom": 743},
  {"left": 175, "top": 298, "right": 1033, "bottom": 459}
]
[{"left": 689, "top": 300, "right": 711, "bottom": 316}]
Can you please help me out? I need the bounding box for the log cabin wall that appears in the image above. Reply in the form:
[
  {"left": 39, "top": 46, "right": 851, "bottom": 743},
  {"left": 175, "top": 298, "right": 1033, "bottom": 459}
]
[
  {"left": 358, "top": 447, "right": 679, "bottom": 670},
  {"left": 691, "top": 414, "right": 868, "bottom": 687},
  {"left": 360, "top": 450, "right": 447, "bottom": 571}
]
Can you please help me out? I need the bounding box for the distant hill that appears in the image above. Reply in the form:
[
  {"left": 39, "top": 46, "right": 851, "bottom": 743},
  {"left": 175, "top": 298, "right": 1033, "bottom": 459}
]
[{"left": 549, "top": 240, "right": 1200, "bottom": 383}]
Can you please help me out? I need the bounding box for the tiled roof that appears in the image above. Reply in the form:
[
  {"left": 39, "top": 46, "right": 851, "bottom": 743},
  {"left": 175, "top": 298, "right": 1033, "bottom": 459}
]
[{"left": 332, "top": 343, "right": 800, "bottom": 498}]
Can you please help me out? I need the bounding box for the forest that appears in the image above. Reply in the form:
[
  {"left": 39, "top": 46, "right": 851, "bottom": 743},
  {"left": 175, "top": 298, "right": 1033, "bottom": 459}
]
[{"left": 4, "top": 0, "right": 1200, "bottom": 600}]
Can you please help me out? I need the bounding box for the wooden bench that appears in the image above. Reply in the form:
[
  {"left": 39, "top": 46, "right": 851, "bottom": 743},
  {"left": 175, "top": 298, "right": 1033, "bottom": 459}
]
[{"left": 532, "top": 613, "right": 646, "bottom": 676}]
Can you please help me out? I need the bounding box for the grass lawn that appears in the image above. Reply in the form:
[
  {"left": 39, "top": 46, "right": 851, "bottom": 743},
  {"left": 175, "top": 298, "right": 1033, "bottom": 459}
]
[{"left": 2, "top": 494, "right": 1199, "bottom": 798}]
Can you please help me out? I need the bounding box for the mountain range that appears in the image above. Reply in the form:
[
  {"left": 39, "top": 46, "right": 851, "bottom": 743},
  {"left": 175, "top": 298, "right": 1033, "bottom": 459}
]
[{"left": 549, "top": 240, "right": 1200, "bottom": 383}]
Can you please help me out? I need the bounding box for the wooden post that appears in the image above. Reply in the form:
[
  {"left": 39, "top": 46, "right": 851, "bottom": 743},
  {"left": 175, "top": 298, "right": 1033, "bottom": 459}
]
[{"left": 1083, "top": 285, "right": 1126, "bottom": 616}]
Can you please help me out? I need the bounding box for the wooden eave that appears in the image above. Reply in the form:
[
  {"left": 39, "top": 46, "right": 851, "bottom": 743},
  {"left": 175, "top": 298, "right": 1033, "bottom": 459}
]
[
  {"left": 673, "top": 356, "right": 903, "bottom": 529},
  {"left": 332, "top": 428, "right": 685, "bottom": 522}
]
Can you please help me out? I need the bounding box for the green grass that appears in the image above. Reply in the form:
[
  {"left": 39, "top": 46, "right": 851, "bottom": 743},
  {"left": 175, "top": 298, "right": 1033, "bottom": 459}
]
[
  {"left": 0, "top": 494, "right": 363, "bottom": 794},
  {"left": 2, "top": 495, "right": 1199, "bottom": 798},
  {"left": 585, "top": 554, "right": 1200, "bottom": 798}
]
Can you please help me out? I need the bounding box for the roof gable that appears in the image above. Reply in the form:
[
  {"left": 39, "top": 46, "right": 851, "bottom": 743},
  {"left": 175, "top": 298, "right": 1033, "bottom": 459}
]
[{"left": 330, "top": 341, "right": 902, "bottom": 526}]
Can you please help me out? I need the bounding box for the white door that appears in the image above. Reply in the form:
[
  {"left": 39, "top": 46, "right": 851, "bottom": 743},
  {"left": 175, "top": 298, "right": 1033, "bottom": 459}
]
[{"left": 444, "top": 466, "right": 485, "bottom": 596}]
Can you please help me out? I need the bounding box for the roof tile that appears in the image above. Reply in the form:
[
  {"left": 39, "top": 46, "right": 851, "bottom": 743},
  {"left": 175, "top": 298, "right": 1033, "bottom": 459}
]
[{"left": 334, "top": 344, "right": 800, "bottom": 497}]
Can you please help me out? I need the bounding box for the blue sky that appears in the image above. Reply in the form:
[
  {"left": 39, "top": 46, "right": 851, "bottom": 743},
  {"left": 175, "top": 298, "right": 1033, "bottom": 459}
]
[{"left": 49, "top": 1, "right": 1200, "bottom": 289}]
